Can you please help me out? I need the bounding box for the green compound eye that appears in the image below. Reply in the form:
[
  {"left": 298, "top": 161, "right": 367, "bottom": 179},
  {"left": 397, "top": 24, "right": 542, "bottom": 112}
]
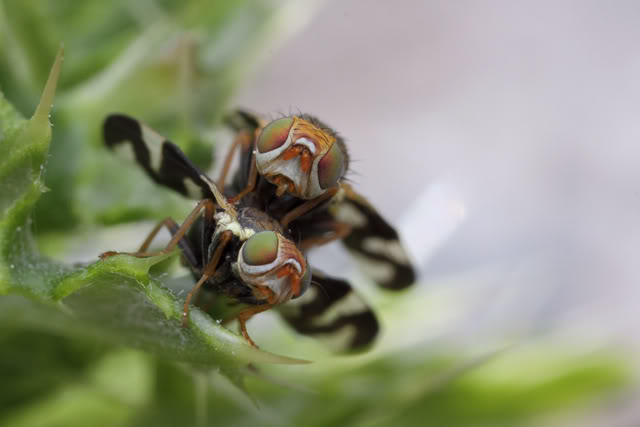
[
  {"left": 257, "top": 118, "right": 294, "bottom": 153},
  {"left": 317, "top": 142, "right": 344, "bottom": 189},
  {"left": 242, "top": 231, "right": 279, "bottom": 266}
]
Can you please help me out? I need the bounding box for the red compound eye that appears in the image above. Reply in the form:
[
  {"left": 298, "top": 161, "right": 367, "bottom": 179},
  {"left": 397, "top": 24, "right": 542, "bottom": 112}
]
[
  {"left": 317, "top": 142, "right": 344, "bottom": 189},
  {"left": 257, "top": 118, "right": 294, "bottom": 153}
]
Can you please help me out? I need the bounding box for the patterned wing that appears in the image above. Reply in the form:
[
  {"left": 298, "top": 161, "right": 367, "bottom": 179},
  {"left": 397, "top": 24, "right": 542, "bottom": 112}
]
[
  {"left": 277, "top": 269, "right": 379, "bottom": 352},
  {"left": 103, "top": 114, "right": 213, "bottom": 199},
  {"left": 331, "top": 184, "right": 416, "bottom": 290}
]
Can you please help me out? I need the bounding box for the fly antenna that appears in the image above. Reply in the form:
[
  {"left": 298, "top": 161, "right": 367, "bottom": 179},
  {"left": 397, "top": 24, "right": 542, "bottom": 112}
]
[{"left": 200, "top": 174, "right": 237, "bottom": 219}]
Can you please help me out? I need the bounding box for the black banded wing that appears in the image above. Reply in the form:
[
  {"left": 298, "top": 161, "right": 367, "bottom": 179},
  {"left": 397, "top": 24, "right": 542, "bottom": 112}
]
[
  {"left": 331, "top": 183, "right": 416, "bottom": 290},
  {"left": 103, "top": 114, "right": 213, "bottom": 200},
  {"left": 277, "top": 269, "right": 379, "bottom": 352}
]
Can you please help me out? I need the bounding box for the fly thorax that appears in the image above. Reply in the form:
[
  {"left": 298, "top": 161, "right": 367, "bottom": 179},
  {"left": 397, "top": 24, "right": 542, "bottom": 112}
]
[{"left": 213, "top": 211, "right": 255, "bottom": 241}]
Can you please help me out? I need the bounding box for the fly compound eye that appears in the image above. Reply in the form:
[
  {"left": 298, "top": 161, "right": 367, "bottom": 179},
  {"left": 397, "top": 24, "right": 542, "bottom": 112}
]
[
  {"left": 257, "top": 118, "right": 294, "bottom": 153},
  {"left": 241, "top": 231, "right": 279, "bottom": 266},
  {"left": 317, "top": 141, "right": 345, "bottom": 189},
  {"left": 237, "top": 232, "right": 306, "bottom": 305}
]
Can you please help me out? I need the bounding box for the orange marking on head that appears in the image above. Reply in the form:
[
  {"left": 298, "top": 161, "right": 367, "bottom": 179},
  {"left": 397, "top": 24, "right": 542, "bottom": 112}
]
[
  {"left": 290, "top": 274, "right": 301, "bottom": 297},
  {"left": 292, "top": 119, "right": 335, "bottom": 153},
  {"left": 275, "top": 265, "right": 301, "bottom": 297},
  {"left": 300, "top": 152, "right": 312, "bottom": 174},
  {"left": 276, "top": 266, "right": 290, "bottom": 278},
  {"left": 281, "top": 146, "right": 300, "bottom": 161}
]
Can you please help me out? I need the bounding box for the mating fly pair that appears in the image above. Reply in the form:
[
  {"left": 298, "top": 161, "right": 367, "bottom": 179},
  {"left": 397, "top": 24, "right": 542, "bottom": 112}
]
[{"left": 102, "top": 111, "right": 415, "bottom": 351}]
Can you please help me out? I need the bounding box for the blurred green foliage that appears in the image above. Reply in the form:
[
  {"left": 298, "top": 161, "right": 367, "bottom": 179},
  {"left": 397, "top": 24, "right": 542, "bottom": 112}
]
[
  {"left": 0, "top": 1, "right": 633, "bottom": 426},
  {"left": 0, "top": 0, "right": 289, "bottom": 233}
]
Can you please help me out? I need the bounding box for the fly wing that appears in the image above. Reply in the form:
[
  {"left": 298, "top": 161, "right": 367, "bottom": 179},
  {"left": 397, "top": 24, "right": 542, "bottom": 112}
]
[
  {"left": 330, "top": 183, "right": 416, "bottom": 290},
  {"left": 103, "top": 114, "right": 213, "bottom": 199},
  {"left": 277, "top": 269, "right": 379, "bottom": 353}
]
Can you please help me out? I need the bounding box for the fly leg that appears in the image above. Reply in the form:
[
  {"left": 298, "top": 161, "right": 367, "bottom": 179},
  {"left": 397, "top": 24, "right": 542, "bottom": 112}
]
[
  {"left": 236, "top": 303, "right": 276, "bottom": 348},
  {"left": 220, "top": 110, "right": 262, "bottom": 203},
  {"left": 227, "top": 153, "right": 258, "bottom": 204},
  {"left": 299, "top": 221, "right": 352, "bottom": 251},
  {"left": 181, "top": 230, "right": 233, "bottom": 327},
  {"left": 100, "top": 199, "right": 216, "bottom": 259},
  {"left": 217, "top": 130, "right": 253, "bottom": 189},
  {"left": 133, "top": 218, "right": 200, "bottom": 265},
  {"left": 280, "top": 187, "right": 338, "bottom": 228}
]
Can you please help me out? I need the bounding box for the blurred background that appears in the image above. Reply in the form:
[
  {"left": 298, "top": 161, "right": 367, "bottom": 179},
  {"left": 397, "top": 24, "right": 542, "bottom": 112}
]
[{"left": 0, "top": 0, "right": 639, "bottom": 426}]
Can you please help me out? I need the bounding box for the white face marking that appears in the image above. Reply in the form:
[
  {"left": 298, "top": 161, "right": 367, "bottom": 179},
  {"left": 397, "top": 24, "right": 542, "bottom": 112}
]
[
  {"left": 362, "top": 237, "right": 411, "bottom": 265},
  {"left": 294, "top": 137, "right": 316, "bottom": 154},
  {"left": 141, "top": 125, "right": 164, "bottom": 173},
  {"left": 266, "top": 155, "right": 303, "bottom": 183},
  {"left": 182, "top": 178, "right": 202, "bottom": 199},
  {"left": 237, "top": 251, "right": 277, "bottom": 275},
  {"left": 334, "top": 203, "right": 368, "bottom": 228},
  {"left": 261, "top": 275, "right": 291, "bottom": 301},
  {"left": 284, "top": 258, "right": 302, "bottom": 274},
  {"left": 258, "top": 151, "right": 324, "bottom": 199}
]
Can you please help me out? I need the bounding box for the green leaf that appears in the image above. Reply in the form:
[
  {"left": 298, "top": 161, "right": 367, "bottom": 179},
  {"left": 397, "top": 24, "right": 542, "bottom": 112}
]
[
  {"left": 0, "top": 49, "right": 306, "bottom": 397},
  {"left": 0, "top": 342, "right": 154, "bottom": 427},
  {"left": 0, "top": 0, "right": 314, "bottom": 233}
]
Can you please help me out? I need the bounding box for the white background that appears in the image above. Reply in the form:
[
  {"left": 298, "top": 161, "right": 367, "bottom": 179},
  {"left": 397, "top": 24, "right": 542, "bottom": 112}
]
[{"left": 235, "top": 0, "right": 640, "bottom": 361}]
